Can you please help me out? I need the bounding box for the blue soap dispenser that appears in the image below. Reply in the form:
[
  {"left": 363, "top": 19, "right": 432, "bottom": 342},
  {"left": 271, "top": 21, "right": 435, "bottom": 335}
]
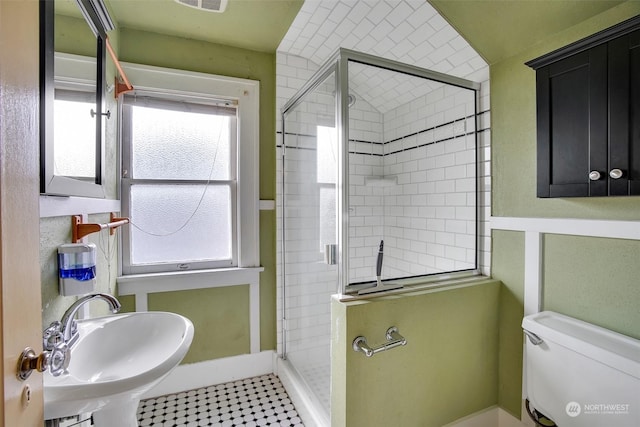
[{"left": 58, "top": 243, "right": 97, "bottom": 296}]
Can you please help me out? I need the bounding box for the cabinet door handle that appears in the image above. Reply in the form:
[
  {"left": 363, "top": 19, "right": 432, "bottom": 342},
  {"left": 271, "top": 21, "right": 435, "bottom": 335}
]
[
  {"left": 589, "top": 171, "right": 602, "bottom": 181},
  {"left": 609, "top": 169, "right": 624, "bottom": 179}
]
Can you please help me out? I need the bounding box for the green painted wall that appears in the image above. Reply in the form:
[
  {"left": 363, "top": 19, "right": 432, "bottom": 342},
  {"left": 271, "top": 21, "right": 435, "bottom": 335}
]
[
  {"left": 55, "top": 15, "right": 95, "bottom": 56},
  {"left": 543, "top": 234, "right": 640, "bottom": 340},
  {"left": 490, "top": 230, "right": 525, "bottom": 418},
  {"left": 331, "top": 280, "right": 500, "bottom": 427},
  {"left": 116, "top": 28, "right": 278, "bottom": 361},
  {"left": 259, "top": 210, "right": 277, "bottom": 349},
  {"left": 149, "top": 287, "right": 250, "bottom": 363},
  {"left": 490, "top": 0, "right": 640, "bottom": 418}
]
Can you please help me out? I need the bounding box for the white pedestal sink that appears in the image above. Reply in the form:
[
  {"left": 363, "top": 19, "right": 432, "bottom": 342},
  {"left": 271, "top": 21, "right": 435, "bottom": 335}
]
[{"left": 44, "top": 311, "right": 194, "bottom": 426}]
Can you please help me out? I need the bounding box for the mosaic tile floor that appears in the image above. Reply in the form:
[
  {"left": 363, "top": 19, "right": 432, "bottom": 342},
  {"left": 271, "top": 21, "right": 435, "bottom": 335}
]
[
  {"left": 55, "top": 374, "right": 304, "bottom": 427},
  {"left": 137, "top": 374, "right": 304, "bottom": 427}
]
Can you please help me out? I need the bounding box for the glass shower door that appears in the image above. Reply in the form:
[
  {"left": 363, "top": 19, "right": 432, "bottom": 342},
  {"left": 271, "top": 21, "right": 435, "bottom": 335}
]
[{"left": 282, "top": 69, "right": 337, "bottom": 416}]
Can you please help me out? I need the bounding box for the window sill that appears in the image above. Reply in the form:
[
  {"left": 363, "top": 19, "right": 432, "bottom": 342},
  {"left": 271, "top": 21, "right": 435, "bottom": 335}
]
[{"left": 117, "top": 267, "right": 265, "bottom": 296}]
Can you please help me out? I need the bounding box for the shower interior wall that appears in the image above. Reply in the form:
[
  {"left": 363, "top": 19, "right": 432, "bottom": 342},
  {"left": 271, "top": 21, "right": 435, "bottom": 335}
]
[{"left": 348, "top": 80, "right": 481, "bottom": 283}]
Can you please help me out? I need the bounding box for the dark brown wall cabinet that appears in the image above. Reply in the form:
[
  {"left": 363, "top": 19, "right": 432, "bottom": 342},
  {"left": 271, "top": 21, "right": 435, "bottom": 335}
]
[{"left": 527, "top": 16, "right": 640, "bottom": 198}]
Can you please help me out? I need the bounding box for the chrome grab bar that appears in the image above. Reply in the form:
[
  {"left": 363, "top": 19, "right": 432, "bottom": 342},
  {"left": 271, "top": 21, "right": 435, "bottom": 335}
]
[{"left": 352, "top": 326, "right": 407, "bottom": 357}]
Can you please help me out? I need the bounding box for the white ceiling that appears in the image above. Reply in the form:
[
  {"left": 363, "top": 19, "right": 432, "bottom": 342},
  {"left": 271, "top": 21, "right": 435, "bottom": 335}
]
[{"left": 278, "top": 0, "right": 488, "bottom": 114}]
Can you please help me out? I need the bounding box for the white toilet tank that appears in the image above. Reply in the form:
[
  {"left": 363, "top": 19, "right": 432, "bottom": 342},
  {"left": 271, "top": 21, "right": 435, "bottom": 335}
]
[{"left": 522, "top": 311, "right": 640, "bottom": 427}]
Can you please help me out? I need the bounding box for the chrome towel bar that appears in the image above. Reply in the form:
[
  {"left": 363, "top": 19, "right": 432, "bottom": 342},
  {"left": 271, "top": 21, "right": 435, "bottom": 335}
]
[{"left": 352, "top": 326, "right": 407, "bottom": 357}]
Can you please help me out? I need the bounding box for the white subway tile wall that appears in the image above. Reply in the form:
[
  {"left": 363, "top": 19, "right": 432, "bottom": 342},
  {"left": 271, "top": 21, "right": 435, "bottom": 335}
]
[{"left": 347, "top": 70, "right": 481, "bottom": 283}]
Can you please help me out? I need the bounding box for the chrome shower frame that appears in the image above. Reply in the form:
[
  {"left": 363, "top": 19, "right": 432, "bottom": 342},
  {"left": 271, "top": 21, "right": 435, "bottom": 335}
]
[{"left": 280, "top": 48, "right": 483, "bottom": 357}]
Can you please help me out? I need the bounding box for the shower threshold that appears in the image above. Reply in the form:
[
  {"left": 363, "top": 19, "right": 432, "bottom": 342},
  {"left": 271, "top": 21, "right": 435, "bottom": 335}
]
[{"left": 278, "top": 356, "right": 330, "bottom": 427}]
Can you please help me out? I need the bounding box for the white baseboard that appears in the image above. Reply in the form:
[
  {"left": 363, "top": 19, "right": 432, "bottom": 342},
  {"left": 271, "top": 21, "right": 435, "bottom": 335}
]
[
  {"left": 444, "top": 406, "right": 529, "bottom": 427},
  {"left": 142, "top": 351, "right": 276, "bottom": 399},
  {"left": 500, "top": 407, "right": 532, "bottom": 427},
  {"left": 443, "top": 406, "right": 498, "bottom": 427}
]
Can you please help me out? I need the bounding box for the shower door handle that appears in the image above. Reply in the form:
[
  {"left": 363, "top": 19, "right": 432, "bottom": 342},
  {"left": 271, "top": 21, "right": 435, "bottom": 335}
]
[{"left": 324, "top": 244, "right": 337, "bottom": 265}]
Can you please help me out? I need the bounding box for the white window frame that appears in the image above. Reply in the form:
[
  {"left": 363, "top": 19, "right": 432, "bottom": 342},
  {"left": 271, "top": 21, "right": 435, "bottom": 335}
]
[
  {"left": 118, "top": 62, "right": 260, "bottom": 275},
  {"left": 121, "top": 96, "right": 239, "bottom": 273}
]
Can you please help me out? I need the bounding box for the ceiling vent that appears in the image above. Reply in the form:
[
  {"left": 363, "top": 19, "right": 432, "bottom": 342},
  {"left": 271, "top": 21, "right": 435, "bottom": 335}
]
[{"left": 175, "top": 0, "right": 228, "bottom": 13}]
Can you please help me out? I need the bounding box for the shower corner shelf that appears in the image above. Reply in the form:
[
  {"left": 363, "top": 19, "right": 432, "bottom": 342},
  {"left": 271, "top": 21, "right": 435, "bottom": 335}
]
[{"left": 364, "top": 176, "right": 398, "bottom": 187}]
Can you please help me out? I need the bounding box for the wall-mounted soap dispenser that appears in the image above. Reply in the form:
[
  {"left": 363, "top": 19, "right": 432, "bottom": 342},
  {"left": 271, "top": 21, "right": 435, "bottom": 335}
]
[{"left": 58, "top": 243, "right": 97, "bottom": 296}]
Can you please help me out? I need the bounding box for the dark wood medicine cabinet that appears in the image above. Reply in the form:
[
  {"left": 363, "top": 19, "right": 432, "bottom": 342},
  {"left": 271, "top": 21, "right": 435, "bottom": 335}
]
[{"left": 527, "top": 15, "right": 640, "bottom": 198}]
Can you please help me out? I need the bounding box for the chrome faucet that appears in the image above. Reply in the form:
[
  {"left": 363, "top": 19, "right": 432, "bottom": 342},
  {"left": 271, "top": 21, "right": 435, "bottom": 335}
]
[
  {"left": 59, "top": 293, "right": 121, "bottom": 346},
  {"left": 42, "top": 293, "right": 121, "bottom": 376}
]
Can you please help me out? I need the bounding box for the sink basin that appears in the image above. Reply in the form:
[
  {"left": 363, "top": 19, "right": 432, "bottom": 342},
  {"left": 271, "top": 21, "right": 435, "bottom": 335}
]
[{"left": 44, "top": 311, "right": 194, "bottom": 425}]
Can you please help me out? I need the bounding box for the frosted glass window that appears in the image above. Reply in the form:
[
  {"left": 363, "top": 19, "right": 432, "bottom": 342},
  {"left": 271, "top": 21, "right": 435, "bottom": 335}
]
[
  {"left": 53, "top": 92, "right": 96, "bottom": 179},
  {"left": 130, "top": 105, "right": 232, "bottom": 180},
  {"left": 130, "top": 184, "right": 232, "bottom": 265},
  {"left": 317, "top": 126, "right": 337, "bottom": 251}
]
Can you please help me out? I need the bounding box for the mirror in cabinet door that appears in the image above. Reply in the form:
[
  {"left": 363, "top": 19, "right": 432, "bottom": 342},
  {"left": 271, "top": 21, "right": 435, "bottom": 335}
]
[{"left": 40, "top": 0, "right": 114, "bottom": 198}]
